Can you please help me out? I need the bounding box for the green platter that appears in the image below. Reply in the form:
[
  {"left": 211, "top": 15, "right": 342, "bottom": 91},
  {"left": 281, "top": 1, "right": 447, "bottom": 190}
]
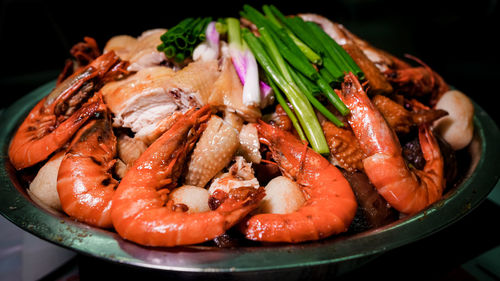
[{"left": 1, "top": 81, "right": 499, "bottom": 279}]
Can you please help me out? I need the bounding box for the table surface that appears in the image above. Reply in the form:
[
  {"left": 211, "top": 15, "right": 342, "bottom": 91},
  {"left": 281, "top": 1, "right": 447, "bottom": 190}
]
[{"left": 1, "top": 180, "right": 499, "bottom": 281}]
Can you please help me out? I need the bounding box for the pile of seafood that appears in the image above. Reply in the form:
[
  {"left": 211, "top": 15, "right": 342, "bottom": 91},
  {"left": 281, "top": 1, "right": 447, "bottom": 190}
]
[{"left": 9, "top": 5, "right": 475, "bottom": 247}]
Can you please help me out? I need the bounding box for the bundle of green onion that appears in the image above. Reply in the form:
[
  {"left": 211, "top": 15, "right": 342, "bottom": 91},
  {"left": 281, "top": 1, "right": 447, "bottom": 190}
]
[
  {"left": 154, "top": 5, "right": 363, "bottom": 155},
  {"left": 240, "top": 4, "right": 364, "bottom": 154},
  {"left": 157, "top": 17, "right": 212, "bottom": 62}
]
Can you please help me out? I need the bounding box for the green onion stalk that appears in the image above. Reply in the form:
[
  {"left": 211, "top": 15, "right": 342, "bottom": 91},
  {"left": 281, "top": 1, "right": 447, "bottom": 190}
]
[
  {"left": 241, "top": 5, "right": 351, "bottom": 118},
  {"left": 157, "top": 17, "right": 212, "bottom": 63},
  {"left": 243, "top": 27, "right": 330, "bottom": 154},
  {"left": 226, "top": 17, "right": 272, "bottom": 107}
]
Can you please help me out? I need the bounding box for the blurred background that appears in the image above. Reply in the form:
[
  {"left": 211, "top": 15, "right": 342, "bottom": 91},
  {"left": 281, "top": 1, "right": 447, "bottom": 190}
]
[
  {"left": 0, "top": 1, "right": 499, "bottom": 280},
  {"left": 0, "top": 0, "right": 499, "bottom": 121},
  {"left": 0, "top": 0, "right": 500, "bottom": 120}
]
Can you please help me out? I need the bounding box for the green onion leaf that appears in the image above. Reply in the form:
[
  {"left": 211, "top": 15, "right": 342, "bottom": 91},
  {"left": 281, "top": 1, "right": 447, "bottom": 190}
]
[
  {"left": 319, "top": 67, "right": 335, "bottom": 85},
  {"left": 288, "top": 64, "right": 344, "bottom": 127},
  {"left": 316, "top": 76, "right": 350, "bottom": 116},
  {"left": 305, "top": 21, "right": 363, "bottom": 79}
]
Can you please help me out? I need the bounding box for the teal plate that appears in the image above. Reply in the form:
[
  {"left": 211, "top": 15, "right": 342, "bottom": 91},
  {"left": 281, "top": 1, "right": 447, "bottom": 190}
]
[{"left": 1, "top": 81, "right": 499, "bottom": 279}]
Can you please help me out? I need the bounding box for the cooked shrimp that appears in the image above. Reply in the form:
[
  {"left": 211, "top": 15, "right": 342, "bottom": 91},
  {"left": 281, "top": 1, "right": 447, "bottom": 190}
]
[
  {"left": 385, "top": 55, "right": 449, "bottom": 104},
  {"left": 111, "top": 106, "right": 264, "bottom": 247},
  {"left": 241, "top": 121, "right": 357, "bottom": 243},
  {"left": 340, "top": 72, "right": 444, "bottom": 214},
  {"left": 9, "top": 97, "right": 104, "bottom": 170},
  {"left": 57, "top": 102, "right": 117, "bottom": 228},
  {"left": 8, "top": 51, "right": 127, "bottom": 170}
]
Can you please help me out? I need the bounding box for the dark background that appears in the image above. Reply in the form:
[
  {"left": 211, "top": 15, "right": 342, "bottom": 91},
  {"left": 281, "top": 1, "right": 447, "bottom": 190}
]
[
  {"left": 0, "top": 1, "right": 499, "bottom": 279},
  {"left": 1, "top": 0, "right": 499, "bottom": 124}
]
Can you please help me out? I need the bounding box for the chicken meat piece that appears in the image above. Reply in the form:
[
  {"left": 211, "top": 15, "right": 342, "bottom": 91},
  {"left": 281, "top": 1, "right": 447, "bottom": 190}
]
[
  {"left": 208, "top": 44, "right": 262, "bottom": 122},
  {"left": 372, "top": 95, "right": 448, "bottom": 134},
  {"left": 104, "top": 29, "right": 167, "bottom": 72},
  {"left": 322, "top": 120, "right": 366, "bottom": 172},
  {"left": 101, "top": 65, "right": 210, "bottom": 143}
]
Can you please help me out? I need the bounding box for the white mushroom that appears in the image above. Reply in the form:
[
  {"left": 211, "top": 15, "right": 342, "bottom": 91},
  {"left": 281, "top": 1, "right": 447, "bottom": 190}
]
[
  {"left": 168, "top": 185, "right": 210, "bottom": 214},
  {"left": 27, "top": 152, "right": 64, "bottom": 212},
  {"left": 258, "top": 176, "right": 306, "bottom": 214},
  {"left": 433, "top": 90, "right": 474, "bottom": 150}
]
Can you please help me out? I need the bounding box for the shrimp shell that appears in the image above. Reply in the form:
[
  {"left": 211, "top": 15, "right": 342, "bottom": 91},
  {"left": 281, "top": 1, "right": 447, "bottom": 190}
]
[
  {"left": 57, "top": 111, "right": 118, "bottom": 228},
  {"left": 8, "top": 52, "right": 125, "bottom": 170},
  {"left": 184, "top": 115, "right": 240, "bottom": 188}
]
